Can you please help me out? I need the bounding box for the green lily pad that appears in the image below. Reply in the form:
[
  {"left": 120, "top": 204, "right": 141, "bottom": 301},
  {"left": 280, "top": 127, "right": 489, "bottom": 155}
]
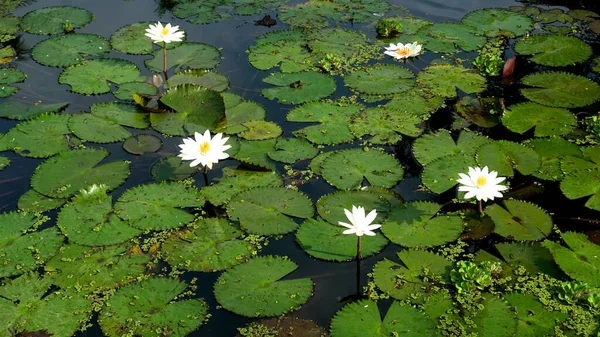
[
  {"left": 21, "top": 6, "right": 93, "bottom": 35},
  {"left": 455, "top": 96, "right": 502, "bottom": 128},
  {"left": 227, "top": 187, "right": 314, "bottom": 235},
  {"left": 296, "top": 217, "right": 388, "bottom": 261},
  {"left": 0, "top": 156, "right": 9, "bottom": 171},
  {"left": 202, "top": 167, "right": 283, "bottom": 206},
  {"left": 279, "top": 0, "right": 392, "bottom": 28},
  {"left": 59, "top": 58, "right": 141, "bottom": 95},
  {"left": 426, "top": 22, "right": 486, "bottom": 52},
  {"left": 0, "top": 212, "right": 62, "bottom": 278},
  {"left": 162, "top": 218, "right": 257, "bottom": 272},
  {"left": 110, "top": 21, "right": 183, "bottom": 55},
  {"left": 372, "top": 250, "right": 452, "bottom": 303},
  {"left": 144, "top": 42, "right": 220, "bottom": 72},
  {"left": 485, "top": 200, "right": 552, "bottom": 241},
  {"left": 0, "top": 16, "right": 19, "bottom": 42},
  {"left": 476, "top": 140, "right": 541, "bottom": 177},
  {"left": 385, "top": 89, "right": 446, "bottom": 117},
  {"left": 471, "top": 295, "right": 518, "bottom": 337},
  {"left": 462, "top": 8, "right": 533, "bottom": 37},
  {"left": 167, "top": 69, "right": 229, "bottom": 91},
  {"left": 560, "top": 168, "right": 600, "bottom": 211},
  {"left": 153, "top": 84, "right": 225, "bottom": 136},
  {"left": 320, "top": 148, "right": 404, "bottom": 189},
  {"left": 112, "top": 81, "right": 157, "bottom": 101},
  {"left": 568, "top": 9, "right": 600, "bottom": 21},
  {"left": 247, "top": 29, "right": 312, "bottom": 73},
  {"left": 268, "top": 138, "right": 318, "bottom": 163},
  {"left": 417, "top": 64, "right": 487, "bottom": 98},
  {"left": 114, "top": 182, "right": 204, "bottom": 231},
  {"left": 233, "top": 139, "right": 277, "bottom": 171},
  {"left": 496, "top": 242, "right": 562, "bottom": 277},
  {"left": 238, "top": 120, "right": 283, "bottom": 140},
  {"left": 330, "top": 300, "right": 437, "bottom": 337},
  {"left": 382, "top": 201, "right": 463, "bottom": 247},
  {"left": 535, "top": 8, "right": 573, "bottom": 24},
  {"left": 31, "top": 148, "right": 130, "bottom": 198},
  {"left": 560, "top": 146, "right": 600, "bottom": 174},
  {"left": 122, "top": 134, "right": 162, "bottom": 155},
  {"left": 31, "top": 33, "right": 109, "bottom": 67},
  {"left": 349, "top": 105, "right": 426, "bottom": 145},
  {"left": 505, "top": 293, "right": 568, "bottom": 337},
  {"left": 18, "top": 189, "right": 67, "bottom": 213},
  {"left": 543, "top": 231, "right": 600, "bottom": 286},
  {"left": 514, "top": 34, "right": 591, "bottom": 66},
  {"left": 344, "top": 64, "right": 415, "bottom": 96},
  {"left": 99, "top": 277, "right": 208, "bottom": 337},
  {"left": 0, "top": 113, "right": 73, "bottom": 158},
  {"left": 421, "top": 154, "right": 478, "bottom": 193},
  {"left": 173, "top": 0, "right": 286, "bottom": 24},
  {"left": 0, "top": 101, "right": 68, "bottom": 120},
  {"left": 287, "top": 101, "right": 360, "bottom": 145},
  {"left": 527, "top": 138, "right": 581, "bottom": 181},
  {"left": 150, "top": 156, "right": 198, "bottom": 181},
  {"left": 69, "top": 101, "right": 149, "bottom": 143},
  {"left": 520, "top": 71, "right": 600, "bottom": 108},
  {"left": 262, "top": 71, "right": 336, "bottom": 104},
  {"left": 214, "top": 256, "right": 313, "bottom": 317},
  {"left": 0, "top": 45, "right": 14, "bottom": 64},
  {"left": 0, "top": 67, "right": 26, "bottom": 98},
  {"left": 316, "top": 190, "right": 395, "bottom": 226},
  {"left": 57, "top": 187, "right": 140, "bottom": 246},
  {"left": 0, "top": 272, "right": 92, "bottom": 337},
  {"left": 217, "top": 93, "right": 266, "bottom": 134},
  {"left": 45, "top": 243, "right": 149, "bottom": 292},
  {"left": 502, "top": 101, "right": 576, "bottom": 137}
]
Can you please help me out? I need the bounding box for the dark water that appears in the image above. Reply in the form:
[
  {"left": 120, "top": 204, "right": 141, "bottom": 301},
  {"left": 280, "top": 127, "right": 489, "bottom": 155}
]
[{"left": 1, "top": 0, "right": 599, "bottom": 336}]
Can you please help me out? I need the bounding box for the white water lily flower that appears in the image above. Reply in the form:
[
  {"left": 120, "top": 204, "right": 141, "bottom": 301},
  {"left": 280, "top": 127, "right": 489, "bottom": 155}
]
[
  {"left": 457, "top": 166, "right": 507, "bottom": 202},
  {"left": 338, "top": 205, "right": 381, "bottom": 236},
  {"left": 145, "top": 22, "right": 185, "bottom": 44},
  {"left": 384, "top": 42, "right": 422, "bottom": 59},
  {"left": 178, "top": 130, "right": 231, "bottom": 169}
]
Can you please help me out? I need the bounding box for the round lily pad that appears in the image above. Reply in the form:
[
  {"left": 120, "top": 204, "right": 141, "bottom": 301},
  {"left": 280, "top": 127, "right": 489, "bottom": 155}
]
[
  {"left": 18, "top": 189, "right": 67, "bottom": 213},
  {"left": 268, "top": 138, "right": 318, "bottom": 163},
  {"left": 99, "top": 277, "right": 208, "bottom": 337},
  {"left": 110, "top": 21, "right": 183, "bottom": 55},
  {"left": 0, "top": 212, "right": 63, "bottom": 278},
  {"left": 287, "top": 101, "right": 360, "bottom": 145},
  {"left": 59, "top": 58, "right": 141, "bottom": 95},
  {"left": 168, "top": 69, "right": 229, "bottom": 91},
  {"left": 112, "top": 81, "right": 157, "bottom": 100},
  {"left": 238, "top": 120, "right": 283, "bottom": 140},
  {"left": 462, "top": 8, "right": 533, "bottom": 37},
  {"left": 514, "top": 34, "right": 591, "bottom": 66},
  {"left": 21, "top": 6, "right": 93, "bottom": 35},
  {"left": 122, "top": 134, "right": 162, "bottom": 155},
  {"left": 455, "top": 96, "right": 502, "bottom": 128},
  {"left": 505, "top": 293, "right": 568, "bottom": 337},
  {"left": 214, "top": 256, "right": 313, "bottom": 317},
  {"left": 31, "top": 148, "right": 130, "bottom": 198},
  {"left": 279, "top": 0, "right": 392, "bottom": 28},
  {"left": 320, "top": 148, "right": 404, "bottom": 189},
  {"left": 485, "top": 200, "right": 552, "bottom": 241},
  {"left": 0, "top": 113, "right": 73, "bottom": 158},
  {"left": 349, "top": 106, "right": 425, "bottom": 145},
  {"left": 247, "top": 29, "right": 312, "bottom": 73},
  {"left": 262, "top": 71, "right": 336, "bottom": 104},
  {"left": 233, "top": 138, "right": 277, "bottom": 171},
  {"left": 296, "top": 218, "right": 388, "bottom": 261},
  {"left": 31, "top": 33, "right": 109, "bottom": 67},
  {"left": 543, "top": 232, "right": 600, "bottom": 286},
  {"left": 316, "top": 189, "right": 397, "bottom": 226},
  {"left": 144, "top": 42, "right": 220, "bottom": 72},
  {"left": 0, "top": 156, "right": 9, "bottom": 171},
  {"left": 344, "top": 64, "right": 414, "bottom": 96},
  {"left": 520, "top": 71, "right": 600, "bottom": 108},
  {"left": 417, "top": 64, "right": 487, "bottom": 98},
  {"left": 219, "top": 92, "right": 267, "bottom": 134},
  {"left": 476, "top": 140, "right": 541, "bottom": 177},
  {"left": 502, "top": 101, "right": 576, "bottom": 137},
  {"left": 560, "top": 168, "right": 600, "bottom": 211},
  {"left": 202, "top": 167, "right": 283, "bottom": 206},
  {"left": 426, "top": 22, "right": 486, "bottom": 52},
  {"left": 421, "top": 154, "right": 477, "bottom": 194},
  {"left": 113, "top": 182, "right": 204, "bottom": 231},
  {"left": 472, "top": 295, "right": 518, "bottom": 336},
  {"left": 227, "top": 186, "right": 314, "bottom": 235},
  {"left": 162, "top": 218, "right": 256, "bottom": 272},
  {"left": 150, "top": 156, "right": 198, "bottom": 181},
  {"left": 527, "top": 138, "right": 581, "bottom": 181},
  {"left": 495, "top": 242, "right": 562, "bottom": 277},
  {"left": 0, "top": 67, "right": 26, "bottom": 98},
  {"left": 0, "top": 101, "right": 68, "bottom": 120}
]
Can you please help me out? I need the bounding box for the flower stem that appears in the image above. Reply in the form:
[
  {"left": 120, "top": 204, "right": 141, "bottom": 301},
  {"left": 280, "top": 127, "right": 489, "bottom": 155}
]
[
  {"left": 203, "top": 165, "right": 209, "bottom": 187},
  {"left": 163, "top": 42, "right": 168, "bottom": 81},
  {"left": 356, "top": 235, "right": 362, "bottom": 296},
  {"left": 478, "top": 199, "right": 483, "bottom": 215}
]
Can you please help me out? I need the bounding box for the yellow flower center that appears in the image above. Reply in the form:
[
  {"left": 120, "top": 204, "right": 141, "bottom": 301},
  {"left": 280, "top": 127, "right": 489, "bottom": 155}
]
[
  {"left": 476, "top": 176, "right": 487, "bottom": 187},
  {"left": 199, "top": 141, "right": 210, "bottom": 154},
  {"left": 161, "top": 27, "right": 169, "bottom": 36},
  {"left": 395, "top": 47, "right": 411, "bottom": 57}
]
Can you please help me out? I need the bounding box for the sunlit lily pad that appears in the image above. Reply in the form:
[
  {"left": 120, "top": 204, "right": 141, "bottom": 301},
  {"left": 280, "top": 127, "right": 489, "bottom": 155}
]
[
  {"left": 59, "top": 58, "right": 141, "bottom": 95},
  {"left": 321, "top": 148, "right": 403, "bottom": 189},
  {"left": 202, "top": 167, "right": 283, "bottom": 206},
  {"left": 0, "top": 67, "right": 26, "bottom": 98},
  {"left": 122, "top": 134, "right": 162, "bottom": 155},
  {"left": 114, "top": 182, "right": 204, "bottom": 231},
  {"left": 99, "top": 277, "right": 208, "bottom": 337},
  {"left": 426, "top": 23, "right": 486, "bottom": 52},
  {"left": 167, "top": 69, "right": 229, "bottom": 91},
  {"left": 502, "top": 101, "right": 576, "bottom": 137},
  {"left": 150, "top": 156, "right": 198, "bottom": 181},
  {"left": 316, "top": 190, "right": 396, "bottom": 226},
  {"left": 215, "top": 255, "right": 312, "bottom": 320},
  {"left": 0, "top": 101, "right": 68, "bottom": 120},
  {"left": 110, "top": 21, "right": 183, "bottom": 55},
  {"left": 18, "top": 189, "right": 67, "bottom": 213},
  {"left": 262, "top": 71, "right": 336, "bottom": 104},
  {"left": 413, "top": 129, "right": 490, "bottom": 166},
  {"left": 0, "top": 113, "right": 73, "bottom": 158},
  {"left": 145, "top": 42, "right": 220, "bottom": 72},
  {"left": 0, "top": 16, "right": 19, "bottom": 42},
  {"left": 287, "top": 101, "right": 360, "bottom": 145},
  {"left": 112, "top": 81, "right": 157, "bottom": 101},
  {"left": 344, "top": 64, "right": 414, "bottom": 96},
  {"left": 31, "top": 33, "right": 109, "bottom": 67},
  {"left": 568, "top": 9, "right": 600, "bottom": 21},
  {"left": 514, "top": 34, "right": 591, "bottom": 66},
  {"left": 421, "top": 154, "right": 478, "bottom": 193},
  {"left": 476, "top": 140, "right": 541, "bottom": 177},
  {"left": 543, "top": 232, "right": 600, "bottom": 285},
  {"left": 0, "top": 212, "right": 62, "bottom": 278},
  {"left": 296, "top": 218, "right": 387, "bottom": 261},
  {"left": 462, "top": 8, "right": 533, "bottom": 37},
  {"left": 527, "top": 138, "right": 581, "bottom": 181},
  {"left": 520, "top": 71, "right": 600, "bottom": 108},
  {"left": 162, "top": 218, "right": 256, "bottom": 272},
  {"left": 0, "top": 45, "right": 14, "bottom": 64},
  {"left": 233, "top": 139, "right": 277, "bottom": 171},
  {"left": 21, "top": 6, "right": 93, "bottom": 35},
  {"left": 248, "top": 29, "right": 312, "bottom": 73},
  {"left": 331, "top": 300, "right": 437, "bottom": 337},
  {"left": 31, "top": 148, "right": 130, "bottom": 198},
  {"left": 485, "top": 200, "right": 552, "bottom": 241},
  {"left": 417, "top": 64, "right": 487, "bottom": 98},
  {"left": 0, "top": 273, "right": 92, "bottom": 337},
  {"left": 217, "top": 93, "right": 266, "bottom": 134},
  {"left": 349, "top": 105, "right": 426, "bottom": 144},
  {"left": 238, "top": 120, "right": 283, "bottom": 140},
  {"left": 268, "top": 138, "right": 318, "bottom": 163},
  {"left": 560, "top": 168, "right": 600, "bottom": 211},
  {"left": 69, "top": 102, "right": 149, "bottom": 143},
  {"left": 227, "top": 187, "right": 314, "bottom": 235}
]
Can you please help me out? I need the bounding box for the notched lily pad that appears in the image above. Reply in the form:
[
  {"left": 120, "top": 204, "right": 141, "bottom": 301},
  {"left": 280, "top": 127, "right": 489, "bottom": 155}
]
[
  {"left": 417, "top": 64, "right": 487, "bottom": 98},
  {"left": 462, "top": 8, "right": 533, "bottom": 37},
  {"left": 150, "top": 156, "right": 198, "bottom": 181},
  {"left": 0, "top": 101, "right": 68, "bottom": 120},
  {"left": 110, "top": 21, "right": 183, "bottom": 55},
  {"left": 485, "top": 200, "right": 552, "bottom": 241},
  {"left": 21, "top": 6, "right": 94, "bottom": 35},
  {"left": 32, "top": 33, "right": 109, "bottom": 67},
  {"left": 502, "top": 101, "right": 576, "bottom": 137},
  {"left": 560, "top": 168, "right": 600, "bottom": 211},
  {"left": 262, "top": 71, "right": 336, "bottom": 104},
  {"left": 543, "top": 231, "right": 600, "bottom": 285},
  {"left": 268, "top": 138, "right": 318, "bottom": 163},
  {"left": 316, "top": 189, "right": 396, "bottom": 226},
  {"left": 0, "top": 67, "right": 27, "bottom": 98},
  {"left": 0, "top": 113, "right": 73, "bottom": 158},
  {"left": 476, "top": 140, "right": 541, "bottom": 177},
  {"left": 145, "top": 42, "right": 220, "bottom": 73},
  {"left": 287, "top": 101, "right": 360, "bottom": 145},
  {"left": 344, "top": 64, "right": 415, "bottom": 96},
  {"left": 202, "top": 167, "right": 283, "bottom": 206},
  {"left": 514, "top": 34, "right": 591, "bottom": 66},
  {"left": 167, "top": 69, "right": 229, "bottom": 91},
  {"left": 59, "top": 58, "right": 141, "bottom": 95},
  {"left": 520, "top": 71, "right": 600, "bottom": 108}
]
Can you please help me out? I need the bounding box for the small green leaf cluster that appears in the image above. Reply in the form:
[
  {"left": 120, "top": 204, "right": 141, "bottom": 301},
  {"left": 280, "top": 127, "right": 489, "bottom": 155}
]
[
  {"left": 450, "top": 260, "right": 502, "bottom": 293},
  {"left": 318, "top": 53, "right": 343, "bottom": 74},
  {"left": 472, "top": 38, "right": 505, "bottom": 76},
  {"left": 376, "top": 18, "right": 402, "bottom": 37},
  {"left": 558, "top": 281, "right": 600, "bottom": 309},
  {"left": 237, "top": 323, "right": 279, "bottom": 337}
]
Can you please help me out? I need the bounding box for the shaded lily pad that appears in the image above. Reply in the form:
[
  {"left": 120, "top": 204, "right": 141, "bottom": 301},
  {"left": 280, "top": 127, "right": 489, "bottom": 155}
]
[
  {"left": 234, "top": 317, "right": 328, "bottom": 337},
  {"left": 18, "top": 189, "right": 67, "bottom": 213},
  {"left": 505, "top": 293, "right": 568, "bottom": 337},
  {"left": 344, "top": 64, "right": 414, "bottom": 96},
  {"left": 112, "top": 81, "right": 157, "bottom": 101},
  {"left": 202, "top": 167, "right": 283, "bottom": 206},
  {"left": 0, "top": 212, "right": 62, "bottom": 278},
  {"left": 413, "top": 130, "right": 490, "bottom": 166},
  {"left": 279, "top": 0, "right": 392, "bottom": 29},
  {"left": 0, "top": 101, "right": 68, "bottom": 120},
  {"left": 114, "top": 182, "right": 204, "bottom": 231},
  {"left": 99, "top": 278, "right": 208, "bottom": 337},
  {"left": 145, "top": 42, "right": 220, "bottom": 72},
  {"left": 0, "top": 45, "right": 14, "bottom": 64},
  {"left": 21, "top": 6, "right": 93, "bottom": 35},
  {"left": 320, "top": 148, "right": 404, "bottom": 189},
  {"left": 238, "top": 120, "right": 283, "bottom": 140},
  {"left": 560, "top": 168, "right": 600, "bottom": 211},
  {"left": 527, "top": 138, "right": 581, "bottom": 181},
  {"left": 0, "top": 16, "right": 19, "bottom": 42},
  {"left": 287, "top": 101, "right": 360, "bottom": 145},
  {"left": 417, "top": 64, "right": 487, "bottom": 98},
  {"left": 462, "top": 8, "right": 533, "bottom": 37},
  {"left": 496, "top": 242, "right": 562, "bottom": 277},
  {"left": 535, "top": 8, "right": 573, "bottom": 24},
  {"left": 262, "top": 71, "right": 336, "bottom": 104},
  {"left": 543, "top": 232, "right": 600, "bottom": 285},
  {"left": 227, "top": 187, "right": 314, "bottom": 235},
  {"left": 162, "top": 218, "right": 257, "bottom": 272},
  {"left": 233, "top": 139, "right": 277, "bottom": 171},
  {"left": 568, "top": 9, "right": 600, "bottom": 21},
  {"left": 59, "top": 58, "right": 141, "bottom": 95},
  {"left": 31, "top": 148, "right": 130, "bottom": 198},
  {"left": 167, "top": 69, "right": 229, "bottom": 91},
  {"left": 471, "top": 295, "right": 518, "bottom": 337},
  {"left": 476, "top": 140, "right": 541, "bottom": 177},
  {"left": 485, "top": 200, "right": 552, "bottom": 241},
  {"left": 0, "top": 67, "right": 26, "bottom": 98},
  {"left": 349, "top": 105, "right": 426, "bottom": 144},
  {"left": 421, "top": 154, "right": 478, "bottom": 193},
  {"left": 218, "top": 93, "right": 266, "bottom": 134},
  {"left": 502, "top": 101, "right": 576, "bottom": 137},
  {"left": 520, "top": 71, "right": 600, "bottom": 108},
  {"left": 426, "top": 22, "right": 486, "bottom": 52},
  {"left": 296, "top": 217, "right": 388, "bottom": 261},
  {"left": 0, "top": 113, "right": 73, "bottom": 158},
  {"left": 122, "top": 134, "right": 162, "bottom": 155},
  {"left": 31, "top": 33, "right": 109, "bottom": 67},
  {"left": 150, "top": 156, "right": 198, "bottom": 181},
  {"left": 268, "top": 138, "right": 318, "bottom": 163},
  {"left": 316, "top": 189, "right": 396, "bottom": 226},
  {"left": 455, "top": 96, "right": 502, "bottom": 128},
  {"left": 214, "top": 256, "right": 312, "bottom": 317},
  {"left": 514, "top": 34, "right": 591, "bottom": 66}
]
